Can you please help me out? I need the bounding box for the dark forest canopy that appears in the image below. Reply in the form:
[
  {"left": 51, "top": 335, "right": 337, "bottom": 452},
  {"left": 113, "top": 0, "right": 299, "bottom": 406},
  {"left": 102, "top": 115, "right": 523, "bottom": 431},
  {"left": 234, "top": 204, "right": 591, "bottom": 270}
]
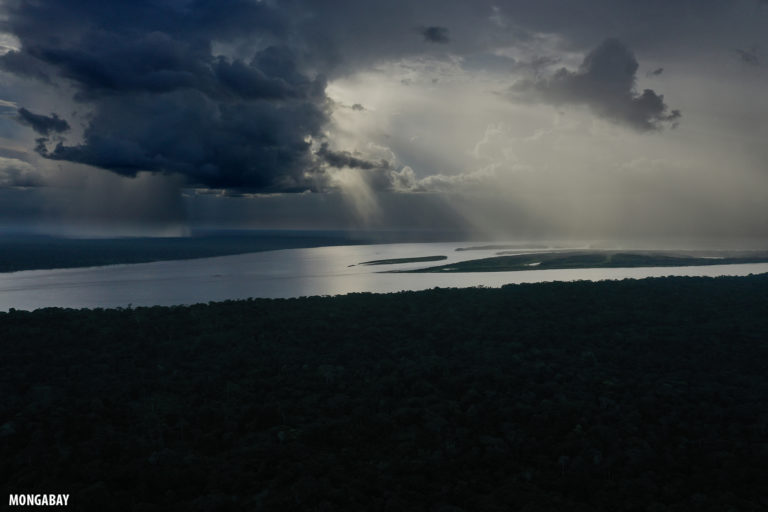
[{"left": 2, "top": 275, "right": 768, "bottom": 510}]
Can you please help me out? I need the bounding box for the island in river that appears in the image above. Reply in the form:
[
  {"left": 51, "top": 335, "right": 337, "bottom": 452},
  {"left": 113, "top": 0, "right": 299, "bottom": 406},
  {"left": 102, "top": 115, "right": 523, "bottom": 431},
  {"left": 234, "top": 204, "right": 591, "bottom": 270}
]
[
  {"left": 394, "top": 250, "right": 768, "bottom": 272},
  {"left": 358, "top": 255, "right": 448, "bottom": 266}
]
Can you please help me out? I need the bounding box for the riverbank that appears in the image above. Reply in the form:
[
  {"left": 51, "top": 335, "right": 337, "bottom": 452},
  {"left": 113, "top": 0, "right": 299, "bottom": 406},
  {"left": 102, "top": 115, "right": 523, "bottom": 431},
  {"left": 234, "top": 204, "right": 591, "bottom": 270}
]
[{"left": 0, "top": 231, "right": 368, "bottom": 273}]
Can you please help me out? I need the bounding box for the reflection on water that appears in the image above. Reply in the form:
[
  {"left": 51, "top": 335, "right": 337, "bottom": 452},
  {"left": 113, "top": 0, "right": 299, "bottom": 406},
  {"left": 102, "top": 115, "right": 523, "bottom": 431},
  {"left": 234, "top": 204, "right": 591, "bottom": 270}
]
[{"left": 1, "top": 242, "right": 768, "bottom": 311}]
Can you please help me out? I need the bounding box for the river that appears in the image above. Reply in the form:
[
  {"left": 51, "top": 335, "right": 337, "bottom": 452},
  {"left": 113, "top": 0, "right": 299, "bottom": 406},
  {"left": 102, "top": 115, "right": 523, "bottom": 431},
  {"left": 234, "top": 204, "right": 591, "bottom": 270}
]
[{"left": 2, "top": 242, "right": 768, "bottom": 310}]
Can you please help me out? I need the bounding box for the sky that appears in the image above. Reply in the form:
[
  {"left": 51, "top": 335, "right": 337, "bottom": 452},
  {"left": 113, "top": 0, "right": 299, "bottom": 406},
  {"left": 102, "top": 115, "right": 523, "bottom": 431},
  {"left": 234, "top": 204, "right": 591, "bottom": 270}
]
[{"left": 0, "top": 0, "right": 767, "bottom": 241}]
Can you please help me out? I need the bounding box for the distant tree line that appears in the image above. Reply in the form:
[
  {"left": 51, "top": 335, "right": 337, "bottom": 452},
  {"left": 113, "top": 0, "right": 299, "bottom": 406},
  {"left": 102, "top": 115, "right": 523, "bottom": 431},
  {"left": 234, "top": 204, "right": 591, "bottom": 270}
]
[{"left": 0, "top": 233, "right": 363, "bottom": 273}]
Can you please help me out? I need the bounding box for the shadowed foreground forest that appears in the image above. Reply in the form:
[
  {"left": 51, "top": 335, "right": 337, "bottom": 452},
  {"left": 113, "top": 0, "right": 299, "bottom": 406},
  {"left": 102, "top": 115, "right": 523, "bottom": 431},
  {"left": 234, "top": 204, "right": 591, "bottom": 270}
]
[{"left": 2, "top": 275, "right": 768, "bottom": 511}]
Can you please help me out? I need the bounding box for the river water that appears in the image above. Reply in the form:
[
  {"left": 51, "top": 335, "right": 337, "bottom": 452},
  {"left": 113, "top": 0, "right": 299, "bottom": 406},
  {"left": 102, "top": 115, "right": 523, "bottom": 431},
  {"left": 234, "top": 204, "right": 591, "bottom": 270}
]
[{"left": 2, "top": 242, "right": 768, "bottom": 310}]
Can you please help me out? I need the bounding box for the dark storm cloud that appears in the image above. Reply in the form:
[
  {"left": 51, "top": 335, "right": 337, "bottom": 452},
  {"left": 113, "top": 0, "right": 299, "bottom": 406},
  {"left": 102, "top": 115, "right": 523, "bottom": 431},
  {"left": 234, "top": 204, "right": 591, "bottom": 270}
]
[
  {"left": 0, "top": 0, "right": 755, "bottom": 194},
  {"left": 289, "top": 0, "right": 746, "bottom": 76},
  {"left": 317, "top": 143, "right": 386, "bottom": 171},
  {"left": 0, "top": 50, "right": 52, "bottom": 83},
  {"left": 3, "top": 0, "right": 327, "bottom": 191},
  {"left": 39, "top": 90, "right": 327, "bottom": 190},
  {"left": 215, "top": 47, "right": 327, "bottom": 100},
  {"left": 32, "top": 32, "right": 213, "bottom": 99},
  {"left": 421, "top": 26, "right": 450, "bottom": 44},
  {"left": 512, "top": 39, "right": 680, "bottom": 131},
  {"left": 16, "top": 108, "right": 70, "bottom": 136},
  {"left": 461, "top": 53, "right": 518, "bottom": 73},
  {"left": 2, "top": 0, "right": 287, "bottom": 45}
]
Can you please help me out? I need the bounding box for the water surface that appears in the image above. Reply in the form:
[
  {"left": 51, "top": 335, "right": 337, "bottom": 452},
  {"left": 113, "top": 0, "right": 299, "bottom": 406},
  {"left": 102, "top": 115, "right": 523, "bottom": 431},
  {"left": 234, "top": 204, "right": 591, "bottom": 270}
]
[{"left": 2, "top": 242, "right": 768, "bottom": 310}]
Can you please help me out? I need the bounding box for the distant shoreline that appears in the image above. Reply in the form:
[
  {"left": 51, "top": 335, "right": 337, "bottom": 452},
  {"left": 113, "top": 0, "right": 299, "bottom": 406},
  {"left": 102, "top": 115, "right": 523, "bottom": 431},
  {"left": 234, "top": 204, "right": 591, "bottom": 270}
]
[
  {"left": 395, "top": 250, "right": 768, "bottom": 273},
  {"left": 0, "top": 233, "right": 369, "bottom": 274}
]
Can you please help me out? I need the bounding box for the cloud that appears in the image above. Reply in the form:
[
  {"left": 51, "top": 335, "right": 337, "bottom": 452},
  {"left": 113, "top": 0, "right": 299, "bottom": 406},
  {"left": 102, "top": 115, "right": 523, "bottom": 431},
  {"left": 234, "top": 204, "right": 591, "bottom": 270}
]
[
  {"left": 38, "top": 89, "right": 327, "bottom": 191},
  {"left": 317, "top": 143, "right": 385, "bottom": 170},
  {"left": 316, "top": 143, "right": 414, "bottom": 192},
  {"left": 511, "top": 39, "right": 681, "bottom": 131},
  {"left": 461, "top": 53, "right": 518, "bottom": 73},
  {"left": 409, "top": 168, "right": 497, "bottom": 193},
  {"left": 0, "top": 99, "right": 19, "bottom": 116},
  {"left": 0, "top": 157, "right": 44, "bottom": 188},
  {"left": 0, "top": 0, "right": 758, "bottom": 209},
  {"left": 317, "top": 140, "right": 500, "bottom": 195},
  {"left": 647, "top": 67, "right": 664, "bottom": 76},
  {"left": 421, "top": 26, "right": 450, "bottom": 44},
  {"left": 0, "top": 50, "right": 53, "bottom": 83},
  {"left": 16, "top": 108, "right": 70, "bottom": 136},
  {"left": 3, "top": 1, "right": 328, "bottom": 192},
  {"left": 734, "top": 47, "right": 760, "bottom": 66}
]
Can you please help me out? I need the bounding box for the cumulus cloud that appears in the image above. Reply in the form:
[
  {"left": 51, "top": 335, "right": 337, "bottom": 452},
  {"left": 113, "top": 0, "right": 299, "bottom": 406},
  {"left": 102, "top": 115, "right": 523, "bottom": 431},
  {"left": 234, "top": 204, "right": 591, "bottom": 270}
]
[
  {"left": 0, "top": 50, "right": 52, "bottom": 83},
  {"left": 511, "top": 39, "right": 681, "bottom": 131},
  {"left": 0, "top": 157, "right": 44, "bottom": 187},
  {"left": 0, "top": 0, "right": 742, "bottom": 190},
  {"left": 421, "top": 26, "right": 450, "bottom": 44},
  {"left": 3, "top": 0, "right": 328, "bottom": 191},
  {"left": 734, "top": 47, "right": 760, "bottom": 66},
  {"left": 317, "top": 143, "right": 386, "bottom": 171},
  {"left": 317, "top": 143, "right": 419, "bottom": 193},
  {"left": 318, "top": 140, "right": 499, "bottom": 194},
  {"left": 0, "top": 0, "right": 761, "bottom": 236},
  {"left": 16, "top": 108, "right": 70, "bottom": 136},
  {"left": 39, "top": 88, "right": 327, "bottom": 191}
]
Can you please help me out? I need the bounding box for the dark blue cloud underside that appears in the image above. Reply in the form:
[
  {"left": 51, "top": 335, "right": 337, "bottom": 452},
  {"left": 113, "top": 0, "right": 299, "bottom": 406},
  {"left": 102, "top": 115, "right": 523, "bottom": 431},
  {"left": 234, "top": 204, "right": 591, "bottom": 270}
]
[
  {"left": 1, "top": 0, "right": 326, "bottom": 190},
  {"left": 16, "top": 108, "right": 70, "bottom": 136}
]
